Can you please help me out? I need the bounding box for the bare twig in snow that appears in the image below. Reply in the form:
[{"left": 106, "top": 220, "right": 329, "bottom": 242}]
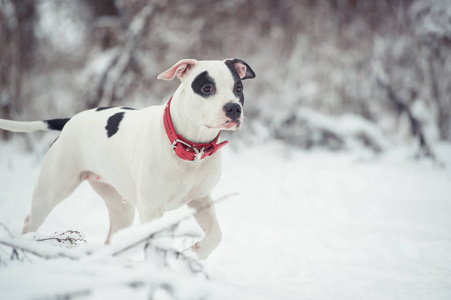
[{"left": 34, "top": 230, "right": 87, "bottom": 248}]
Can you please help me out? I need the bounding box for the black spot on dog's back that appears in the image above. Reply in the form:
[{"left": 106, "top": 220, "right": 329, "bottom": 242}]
[
  {"left": 105, "top": 112, "right": 125, "bottom": 138},
  {"left": 96, "top": 107, "right": 114, "bottom": 112},
  {"left": 97, "top": 106, "right": 136, "bottom": 112}
]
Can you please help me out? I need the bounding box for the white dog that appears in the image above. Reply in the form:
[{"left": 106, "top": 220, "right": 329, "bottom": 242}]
[{"left": 0, "top": 58, "right": 255, "bottom": 259}]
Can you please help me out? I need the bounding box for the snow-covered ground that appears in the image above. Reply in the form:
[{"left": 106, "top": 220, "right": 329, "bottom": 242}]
[{"left": 1, "top": 138, "right": 451, "bottom": 299}]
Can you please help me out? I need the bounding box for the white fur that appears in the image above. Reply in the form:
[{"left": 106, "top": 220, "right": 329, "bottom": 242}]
[
  {"left": 0, "top": 59, "right": 250, "bottom": 259},
  {"left": 0, "top": 119, "right": 47, "bottom": 132}
]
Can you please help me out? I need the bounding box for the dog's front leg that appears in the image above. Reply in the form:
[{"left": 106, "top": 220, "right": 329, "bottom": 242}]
[{"left": 187, "top": 194, "right": 222, "bottom": 260}]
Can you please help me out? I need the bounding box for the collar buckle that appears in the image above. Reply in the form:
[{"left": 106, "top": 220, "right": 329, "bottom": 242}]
[
  {"left": 172, "top": 139, "right": 205, "bottom": 162},
  {"left": 172, "top": 138, "right": 192, "bottom": 152}
]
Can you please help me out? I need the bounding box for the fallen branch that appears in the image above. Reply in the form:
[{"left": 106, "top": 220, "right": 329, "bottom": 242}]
[
  {"left": 0, "top": 193, "right": 238, "bottom": 263},
  {"left": 110, "top": 192, "right": 238, "bottom": 257},
  {"left": 0, "top": 236, "right": 82, "bottom": 260},
  {"left": 145, "top": 243, "right": 209, "bottom": 279}
]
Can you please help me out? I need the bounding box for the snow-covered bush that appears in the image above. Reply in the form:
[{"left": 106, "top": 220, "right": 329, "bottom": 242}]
[{"left": 271, "top": 109, "right": 387, "bottom": 152}]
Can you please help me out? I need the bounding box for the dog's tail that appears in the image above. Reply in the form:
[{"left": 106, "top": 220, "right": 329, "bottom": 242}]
[{"left": 0, "top": 118, "right": 70, "bottom": 133}]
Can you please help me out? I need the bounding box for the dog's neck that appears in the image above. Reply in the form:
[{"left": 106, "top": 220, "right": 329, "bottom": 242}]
[{"left": 169, "top": 86, "right": 220, "bottom": 144}]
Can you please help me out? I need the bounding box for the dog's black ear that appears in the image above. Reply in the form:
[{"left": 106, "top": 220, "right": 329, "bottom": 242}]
[
  {"left": 224, "top": 58, "right": 256, "bottom": 80},
  {"left": 157, "top": 59, "right": 198, "bottom": 81}
]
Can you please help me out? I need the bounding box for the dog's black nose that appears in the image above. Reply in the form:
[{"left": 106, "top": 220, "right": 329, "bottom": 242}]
[{"left": 223, "top": 103, "right": 242, "bottom": 120}]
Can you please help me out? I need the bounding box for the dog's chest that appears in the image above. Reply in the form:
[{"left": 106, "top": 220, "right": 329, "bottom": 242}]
[{"left": 163, "top": 161, "right": 221, "bottom": 210}]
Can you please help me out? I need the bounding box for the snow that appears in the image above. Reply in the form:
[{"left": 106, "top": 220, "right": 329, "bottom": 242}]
[{"left": 1, "top": 138, "right": 451, "bottom": 299}]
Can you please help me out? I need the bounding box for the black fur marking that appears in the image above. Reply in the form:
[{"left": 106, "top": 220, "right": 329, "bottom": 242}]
[
  {"left": 191, "top": 71, "right": 216, "bottom": 98},
  {"left": 97, "top": 106, "right": 136, "bottom": 112},
  {"left": 224, "top": 61, "right": 245, "bottom": 105},
  {"left": 105, "top": 112, "right": 125, "bottom": 138},
  {"left": 96, "top": 107, "right": 114, "bottom": 111},
  {"left": 224, "top": 58, "right": 256, "bottom": 80},
  {"left": 44, "top": 118, "right": 71, "bottom": 131}
]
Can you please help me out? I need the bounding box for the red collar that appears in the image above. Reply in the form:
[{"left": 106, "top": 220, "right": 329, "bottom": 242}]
[{"left": 163, "top": 97, "right": 228, "bottom": 162}]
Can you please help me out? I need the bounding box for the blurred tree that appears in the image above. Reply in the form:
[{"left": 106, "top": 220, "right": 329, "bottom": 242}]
[
  {"left": 0, "top": 0, "right": 36, "bottom": 139},
  {"left": 0, "top": 0, "right": 449, "bottom": 157},
  {"left": 411, "top": 0, "right": 451, "bottom": 141}
]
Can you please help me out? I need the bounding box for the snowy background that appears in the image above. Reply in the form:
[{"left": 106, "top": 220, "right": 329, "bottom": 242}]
[
  {"left": 1, "top": 0, "right": 451, "bottom": 299},
  {"left": 1, "top": 139, "right": 451, "bottom": 299}
]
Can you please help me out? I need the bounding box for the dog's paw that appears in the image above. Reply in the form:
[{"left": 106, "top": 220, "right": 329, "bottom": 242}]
[
  {"left": 183, "top": 242, "right": 213, "bottom": 260},
  {"left": 182, "top": 243, "right": 200, "bottom": 259}
]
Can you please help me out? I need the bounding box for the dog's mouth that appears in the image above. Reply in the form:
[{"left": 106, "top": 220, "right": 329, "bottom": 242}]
[
  {"left": 205, "top": 119, "right": 241, "bottom": 130},
  {"left": 224, "top": 120, "right": 241, "bottom": 129}
]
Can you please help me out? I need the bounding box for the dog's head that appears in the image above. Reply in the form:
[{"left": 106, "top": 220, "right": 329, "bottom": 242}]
[{"left": 158, "top": 59, "right": 255, "bottom": 131}]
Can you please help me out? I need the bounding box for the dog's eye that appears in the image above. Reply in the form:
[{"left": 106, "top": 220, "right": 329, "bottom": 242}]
[
  {"left": 235, "top": 85, "right": 243, "bottom": 93},
  {"left": 202, "top": 85, "right": 212, "bottom": 94}
]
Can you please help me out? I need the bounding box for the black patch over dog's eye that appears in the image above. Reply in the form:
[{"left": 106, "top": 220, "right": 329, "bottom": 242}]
[
  {"left": 224, "top": 61, "right": 245, "bottom": 105},
  {"left": 192, "top": 71, "right": 216, "bottom": 98}
]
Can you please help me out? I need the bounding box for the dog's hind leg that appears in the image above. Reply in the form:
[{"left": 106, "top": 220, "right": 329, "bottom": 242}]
[
  {"left": 22, "top": 148, "right": 82, "bottom": 234},
  {"left": 89, "top": 180, "right": 135, "bottom": 244}
]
